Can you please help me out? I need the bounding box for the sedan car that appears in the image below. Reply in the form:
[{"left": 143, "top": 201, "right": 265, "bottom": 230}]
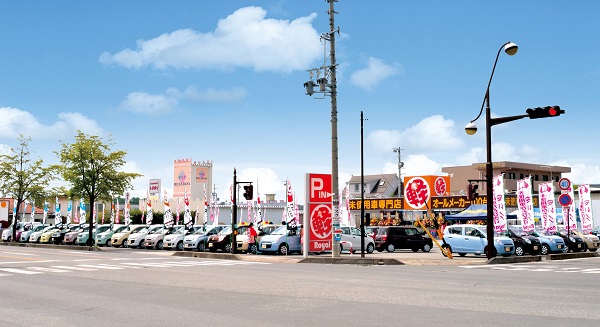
[
  {"left": 127, "top": 224, "right": 162, "bottom": 248},
  {"left": 258, "top": 225, "right": 302, "bottom": 255},
  {"left": 530, "top": 228, "right": 566, "bottom": 254},
  {"left": 441, "top": 224, "right": 515, "bottom": 257},
  {"left": 184, "top": 225, "right": 225, "bottom": 252},
  {"left": 507, "top": 226, "right": 542, "bottom": 256},
  {"left": 571, "top": 230, "right": 600, "bottom": 252}
]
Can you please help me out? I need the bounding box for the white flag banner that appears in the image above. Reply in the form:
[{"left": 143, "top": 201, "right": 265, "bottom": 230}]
[
  {"left": 66, "top": 200, "right": 72, "bottom": 225},
  {"left": 255, "top": 181, "right": 263, "bottom": 225},
  {"left": 517, "top": 178, "right": 535, "bottom": 232},
  {"left": 124, "top": 192, "right": 131, "bottom": 226},
  {"left": 285, "top": 180, "right": 296, "bottom": 227},
  {"left": 183, "top": 189, "right": 193, "bottom": 230},
  {"left": 43, "top": 201, "right": 49, "bottom": 225},
  {"left": 55, "top": 197, "right": 61, "bottom": 225},
  {"left": 204, "top": 184, "right": 209, "bottom": 226},
  {"left": 163, "top": 190, "right": 174, "bottom": 229},
  {"left": 492, "top": 174, "right": 507, "bottom": 233},
  {"left": 30, "top": 200, "right": 36, "bottom": 223},
  {"left": 578, "top": 184, "right": 593, "bottom": 233},
  {"left": 146, "top": 194, "right": 153, "bottom": 227},
  {"left": 539, "top": 182, "right": 557, "bottom": 233},
  {"left": 565, "top": 184, "right": 577, "bottom": 230}
]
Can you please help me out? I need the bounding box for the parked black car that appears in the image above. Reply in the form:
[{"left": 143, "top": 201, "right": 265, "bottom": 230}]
[
  {"left": 207, "top": 226, "right": 247, "bottom": 253},
  {"left": 556, "top": 230, "right": 585, "bottom": 253},
  {"left": 375, "top": 226, "right": 432, "bottom": 253},
  {"left": 50, "top": 224, "right": 82, "bottom": 245},
  {"left": 507, "top": 226, "right": 542, "bottom": 256}
]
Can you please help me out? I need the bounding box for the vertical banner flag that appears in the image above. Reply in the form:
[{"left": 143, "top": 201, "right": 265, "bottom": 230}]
[
  {"left": 195, "top": 204, "right": 199, "bottom": 228},
  {"left": 125, "top": 192, "right": 131, "bottom": 226},
  {"left": 517, "top": 178, "right": 535, "bottom": 232},
  {"left": 74, "top": 200, "right": 79, "bottom": 224},
  {"left": 30, "top": 200, "right": 35, "bottom": 223},
  {"left": 101, "top": 207, "right": 105, "bottom": 224},
  {"left": 247, "top": 200, "right": 251, "bottom": 222},
  {"left": 163, "top": 190, "right": 174, "bottom": 228},
  {"left": 578, "top": 184, "right": 593, "bottom": 233},
  {"left": 22, "top": 200, "right": 28, "bottom": 223},
  {"left": 12, "top": 199, "right": 17, "bottom": 226},
  {"left": 110, "top": 198, "right": 115, "bottom": 229},
  {"left": 115, "top": 198, "right": 120, "bottom": 224},
  {"left": 79, "top": 199, "right": 86, "bottom": 225},
  {"left": 255, "top": 181, "right": 263, "bottom": 225},
  {"left": 539, "top": 182, "right": 557, "bottom": 232},
  {"left": 43, "top": 200, "right": 49, "bottom": 225},
  {"left": 285, "top": 179, "right": 296, "bottom": 228},
  {"left": 55, "top": 197, "right": 61, "bottom": 226},
  {"left": 345, "top": 185, "right": 351, "bottom": 226},
  {"left": 176, "top": 197, "right": 181, "bottom": 225},
  {"left": 146, "top": 192, "right": 153, "bottom": 227},
  {"left": 566, "top": 184, "right": 577, "bottom": 230},
  {"left": 184, "top": 189, "right": 193, "bottom": 230},
  {"left": 210, "top": 193, "right": 216, "bottom": 223},
  {"left": 66, "top": 200, "right": 72, "bottom": 225},
  {"left": 492, "top": 174, "right": 507, "bottom": 233},
  {"left": 204, "top": 184, "right": 209, "bottom": 226}
]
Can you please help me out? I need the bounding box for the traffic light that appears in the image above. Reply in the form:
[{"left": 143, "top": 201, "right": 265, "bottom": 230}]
[
  {"left": 467, "top": 183, "right": 479, "bottom": 201},
  {"left": 243, "top": 185, "right": 253, "bottom": 200},
  {"left": 526, "top": 106, "right": 564, "bottom": 119}
]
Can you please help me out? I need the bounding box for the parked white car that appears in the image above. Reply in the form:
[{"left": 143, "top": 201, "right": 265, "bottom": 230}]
[
  {"left": 29, "top": 226, "right": 57, "bottom": 243},
  {"left": 145, "top": 226, "right": 176, "bottom": 250},
  {"left": 20, "top": 224, "right": 46, "bottom": 242},
  {"left": 163, "top": 225, "right": 202, "bottom": 250},
  {"left": 127, "top": 224, "right": 162, "bottom": 248},
  {"left": 340, "top": 226, "right": 376, "bottom": 254}
]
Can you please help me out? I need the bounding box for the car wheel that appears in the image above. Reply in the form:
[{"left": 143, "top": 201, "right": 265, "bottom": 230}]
[
  {"left": 122, "top": 241, "right": 128, "bottom": 248},
  {"left": 484, "top": 245, "right": 496, "bottom": 257},
  {"left": 386, "top": 244, "right": 395, "bottom": 253},
  {"left": 366, "top": 243, "right": 375, "bottom": 254},
  {"left": 581, "top": 243, "right": 588, "bottom": 252},
  {"left": 278, "top": 243, "right": 288, "bottom": 255},
  {"left": 442, "top": 244, "right": 452, "bottom": 257},
  {"left": 249, "top": 243, "right": 258, "bottom": 254},
  {"left": 589, "top": 248, "right": 598, "bottom": 252},
  {"left": 422, "top": 244, "right": 432, "bottom": 253},
  {"left": 197, "top": 242, "right": 205, "bottom": 252},
  {"left": 156, "top": 240, "right": 163, "bottom": 250},
  {"left": 541, "top": 244, "right": 549, "bottom": 255},
  {"left": 176, "top": 241, "right": 183, "bottom": 251},
  {"left": 225, "top": 243, "right": 232, "bottom": 253},
  {"left": 515, "top": 245, "right": 524, "bottom": 256}
]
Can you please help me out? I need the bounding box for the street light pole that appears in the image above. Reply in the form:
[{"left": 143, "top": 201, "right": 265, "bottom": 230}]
[{"left": 360, "top": 110, "right": 366, "bottom": 258}]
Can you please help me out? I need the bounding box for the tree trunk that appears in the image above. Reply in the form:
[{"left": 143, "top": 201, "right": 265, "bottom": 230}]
[
  {"left": 87, "top": 197, "right": 95, "bottom": 246},
  {"left": 12, "top": 199, "right": 22, "bottom": 243}
]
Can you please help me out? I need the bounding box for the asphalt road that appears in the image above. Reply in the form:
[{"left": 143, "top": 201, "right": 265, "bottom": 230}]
[{"left": 0, "top": 246, "right": 599, "bottom": 326}]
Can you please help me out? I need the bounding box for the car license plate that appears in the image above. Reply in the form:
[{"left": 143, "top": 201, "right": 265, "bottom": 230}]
[
  {"left": 208, "top": 243, "right": 213, "bottom": 247},
  {"left": 184, "top": 244, "right": 190, "bottom": 248},
  {"left": 557, "top": 245, "right": 563, "bottom": 249},
  {"left": 577, "top": 244, "right": 582, "bottom": 248},
  {"left": 262, "top": 244, "right": 267, "bottom": 249},
  {"left": 505, "top": 247, "right": 510, "bottom": 252},
  {"left": 533, "top": 246, "right": 538, "bottom": 250}
]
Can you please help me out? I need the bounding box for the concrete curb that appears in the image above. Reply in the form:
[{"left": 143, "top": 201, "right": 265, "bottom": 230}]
[
  {"left": 546, "top": 252, "right": 599, "bottom": 260},
  {"left": 298, "top": 257, "right": 403, "bottom": 265},
  {"left": 487, "top": 255, "right": 542, "bottom": 264},
  {"left": 0, "top": 242, "right": 101, "bottom": 251}
]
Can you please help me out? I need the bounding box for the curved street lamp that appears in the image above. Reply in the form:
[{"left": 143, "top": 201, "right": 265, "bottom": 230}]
[{"left": 465, "top": 41, "right": 518, "bottom": 259}]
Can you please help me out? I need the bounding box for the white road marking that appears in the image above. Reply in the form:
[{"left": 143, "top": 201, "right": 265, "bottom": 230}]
[
  {"left": 0, "top": 260, "right": 58, "bottom": 265},
  {"left": 76, "top": 264, "right": 125, "bottom": 270},
  {"left": 1, "top": 251, "right": 37, "bottom": 256},
  {"left": 50, "top": 265, "right": 98, "bottom": 271},
  {"left": 0, "top": 268, "right": 42, "bottom": 275},
  {"left": 28, "top": 267, "right": 71, "bottom": 273}
]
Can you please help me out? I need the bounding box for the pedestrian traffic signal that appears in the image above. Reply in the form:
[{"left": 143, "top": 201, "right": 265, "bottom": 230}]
[
  {"left": 243, "top": 185, "right": 253, "bottom": 200},
  {"left": 526, "top": 106, "right": 564, "bottom": 119},
  {"left": 467, "top": 183, "right": 479, "bottom": 201}
]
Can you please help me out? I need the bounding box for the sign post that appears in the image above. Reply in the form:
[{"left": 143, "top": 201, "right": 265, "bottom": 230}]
[{"left": 305, "top": 173, "right": 333, "bottom": 256}]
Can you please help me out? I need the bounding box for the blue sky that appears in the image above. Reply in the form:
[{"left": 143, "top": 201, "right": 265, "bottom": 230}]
[{"left": 1, "top": 1, "right": 599, "bottom": 203}]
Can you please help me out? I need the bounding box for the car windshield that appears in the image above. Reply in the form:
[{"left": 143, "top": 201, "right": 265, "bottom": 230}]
[
  {"left": 130, "top": 226, "right": 146, "bottom": 234},
  {"left": 114, "top": 226, "right": 128, "bottom": 233},
  {"left": 218, "top": 227, "right": 232, "bottom": 235},
  {"left": 97, "top": 226, "right": 110, "bottom": 233},
  {"left": 261, "top": 226, "right": 278, "bottom": 235},
  {"left": 271, "top": 226, "right": 289, "bottom": 235},
  {"left": 172, "top": 226, "right": 184, "bottom": 234},
  {"left": 149, "top": 227, "right": 164, "bottom": 234},
  {"left": 42, "top": 226, "right": 55, "bottom": 232},
  {"left": 508, "top": 226, "right": 527, "bottom": 236}
]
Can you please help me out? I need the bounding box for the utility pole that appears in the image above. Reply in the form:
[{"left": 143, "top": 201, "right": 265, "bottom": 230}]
[{"left": 393, "top": 147, "right": 404, "bottom": 196}]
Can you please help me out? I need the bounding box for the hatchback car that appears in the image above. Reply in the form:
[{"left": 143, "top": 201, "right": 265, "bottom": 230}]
[
  {"left": 208, "top": 226, "right": 249, "bottom": 253},
  {"left": 375, "top": 226, "right": 433, "bottom": 253},
  {"left": 556, "top": 229, "right": 585, "bottom": 253},
  {"left": 258, "top": 225, "right": 302, "bottom": 255},
  {"left": 64, "top": 225, "right": 88, "bottom": 245},
  {"left": 506, "top": 226, "right": 542, "bottom": 256},
  {"left": 51, "top": 225, "right": 82, "bottom": 245},
  {"left": 110, "top": 224, "right": 144, "bottom": 248},
  {"left": 127, "top": 224, "right": 162, "bottom": 248},
  {"left": 571, "top": 230, "right": 600, "bottom": 252},
  {"left": 340, "top": 226, "right": 375, "bottom": 254},
  {"left": 30, "top": 226, "right": 57, "bottom": 243},
  {"left": 145, "top": 226, "right": 177, "bottom": 250},
  {"left": 236, "top": 224, "right": 281, "bottom": 254},
  {"left": 530, "top": 228, "right": 566, "bottom": 255},
  {"left": 441, "top": 224, "right": 515, "bottom": 257},
  {"left": 95, "top": 224, "right": 123, "bottom": 246},
  {"left": 77, "top": 224, "right": 110, "bottom": 245},
  {"left": 20, "top": 224, "right": 46, "bottom": 243},
  {"left": 184, "top": 225, "right": 226, "bottom": 252},
  {"left": 164, "top": 225, "right": 202, "bottom": 250}
]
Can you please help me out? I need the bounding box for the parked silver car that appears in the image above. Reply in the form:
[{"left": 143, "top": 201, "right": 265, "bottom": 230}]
[{"left": 183, "top": 225, "right": 226, "bottom": 251}]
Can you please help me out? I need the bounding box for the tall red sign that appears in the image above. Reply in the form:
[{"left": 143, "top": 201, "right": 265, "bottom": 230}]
[{"left": 305, "top": 173, "right": 332, "bottom": 252}]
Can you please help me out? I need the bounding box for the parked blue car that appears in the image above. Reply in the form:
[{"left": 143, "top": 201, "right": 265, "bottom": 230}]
[
  {"left": 258, "top": 225, "right": 301, "bottom": 255},
  {"left": 442, "top": 224, "right": 515, "bottom": 257},
  {"left": 530, "top": 228, "right": 566, "bottom": 254}
]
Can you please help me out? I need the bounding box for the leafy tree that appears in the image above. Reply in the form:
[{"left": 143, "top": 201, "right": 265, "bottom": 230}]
[
  {"left": 0, "top": 135, "right": 56, "bottom": 242},
  {"left": 56, "top": 131, "right": 142, "bottom": 245}
]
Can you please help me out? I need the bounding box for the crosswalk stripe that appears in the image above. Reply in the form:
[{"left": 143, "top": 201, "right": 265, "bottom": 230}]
[
  {"left": 50, "top": 265, "right": 98, "bottom": 271},
  {"left": 28, "top": 267, "right": 71, "bottom": 273},
  {"left": 0, "top": 273, "right": 12, "bottom": 276},
  {"left": 121, "top": 262, "right": 176, "bottom": 268},
  {"left": 0, "top": 268, "right": 42, "bottom": 275},
  {"left": 580, "top": 269, "right": 600, "bottom": 274},
  {"left": 76, "top": 264, "right": 125, "bottom": 270}
]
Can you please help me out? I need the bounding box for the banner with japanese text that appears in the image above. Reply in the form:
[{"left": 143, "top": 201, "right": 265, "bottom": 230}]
[
  {"left": 492, "top": 174, "right": 507, "bottom": 233},
  {"left": 517, "top": 178, "right": 535, "bottom": 232},
  {"left": 578, "top": 184, "right": 593, "bottom": 233},
  {"left": 538, "top": 182, "right": 557, "bottom": 233}
]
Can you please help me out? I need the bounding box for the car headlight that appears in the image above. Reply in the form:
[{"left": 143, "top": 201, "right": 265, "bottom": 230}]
[
  {"left": 524, "top": 238, "right": 531, "bottom": 244},
  {"left": 569, "top": 237, "right": 576, "bottom": 242},
  {"left": 548, "top": 238, "right": 555, "bottom": 243},
  {"left": 218, "top": 236, "right": 226, "bottom": 242},
  {"left": 494, "top": 238, "right": 502, "bottom": 245}
]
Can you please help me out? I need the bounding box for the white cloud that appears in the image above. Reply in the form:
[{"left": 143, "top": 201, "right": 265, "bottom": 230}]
[
  {"left": 382, "top": 154, "right": 441, "bottom": 177},
  {"left": 368, "top": 115, "right": 463, "bottom": 154},
  {"left": 182, "top": 86, "right": 247, "bottom": 103},
  {"left": 0, "top": 107, "right": 103, "bottom": 139},
  {"left": 100, "top": 7, "right": 320, "bottom": 73},
  {"left": 350, "top": 57, "right": 401, "bottom": 91},
  {"left": 118, "top": 92, "right": 178, "bottom": 115},
  {"left": 556, "top": 162, "right": 600, "bottom": 185},
  {"left": 0, "top": 144, "right": 12, "bottom": 155}
]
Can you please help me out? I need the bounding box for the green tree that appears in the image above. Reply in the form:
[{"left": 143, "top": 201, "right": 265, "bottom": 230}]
[
  {"left": 0, "top": 135, "right": 56, "bottom": 242},
  {"left": 56, "top": 131, "right": 142, "bottom": 245}
]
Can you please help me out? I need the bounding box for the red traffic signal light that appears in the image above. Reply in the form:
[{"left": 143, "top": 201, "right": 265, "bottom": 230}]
[
  {"left": 243, "top": 185, "right": 253, "bottom": 200},
  {"left": 526, "top": 106, "right": 564, "bottom": 119}
]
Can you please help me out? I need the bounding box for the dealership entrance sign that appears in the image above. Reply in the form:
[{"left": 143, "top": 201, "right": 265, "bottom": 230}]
[{"left": 305, "top": 173, "right": 332, "bottom": 253}]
